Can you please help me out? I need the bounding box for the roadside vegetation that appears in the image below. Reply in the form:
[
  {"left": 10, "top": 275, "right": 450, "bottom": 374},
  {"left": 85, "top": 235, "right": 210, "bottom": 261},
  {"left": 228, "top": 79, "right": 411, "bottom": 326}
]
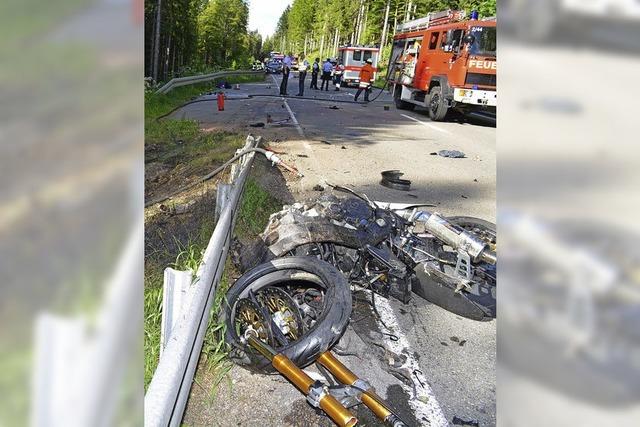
[{"left": 144, "top": 74, "right": 280, "bottom": 390}]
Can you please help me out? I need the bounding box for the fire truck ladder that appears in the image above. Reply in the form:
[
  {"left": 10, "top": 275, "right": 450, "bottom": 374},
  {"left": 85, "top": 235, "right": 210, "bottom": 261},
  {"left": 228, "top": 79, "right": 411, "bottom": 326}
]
[{"left": 395, "top": 9, "right": 466, "bottom": 33}]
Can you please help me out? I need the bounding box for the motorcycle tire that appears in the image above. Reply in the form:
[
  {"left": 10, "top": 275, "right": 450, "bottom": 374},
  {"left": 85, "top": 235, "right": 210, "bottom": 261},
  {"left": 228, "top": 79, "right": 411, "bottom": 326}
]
[{"left": 222, "top": 257, "right": 352, "bottom": 373}]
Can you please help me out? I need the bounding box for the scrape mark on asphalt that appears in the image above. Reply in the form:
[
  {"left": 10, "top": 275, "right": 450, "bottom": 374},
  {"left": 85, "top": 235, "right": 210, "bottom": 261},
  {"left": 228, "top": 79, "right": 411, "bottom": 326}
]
[
  {"left": 401, "top": 113, "right": 452, "bottom": 135},
  {"left": 373, "top": 294, "right": 449, "bottom": 427}
]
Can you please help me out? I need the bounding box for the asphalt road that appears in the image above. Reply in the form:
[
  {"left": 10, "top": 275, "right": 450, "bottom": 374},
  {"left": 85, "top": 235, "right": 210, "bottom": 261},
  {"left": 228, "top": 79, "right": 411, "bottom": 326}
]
[{"left": 177, "top": 72, "right": 496, "bottom": 427}]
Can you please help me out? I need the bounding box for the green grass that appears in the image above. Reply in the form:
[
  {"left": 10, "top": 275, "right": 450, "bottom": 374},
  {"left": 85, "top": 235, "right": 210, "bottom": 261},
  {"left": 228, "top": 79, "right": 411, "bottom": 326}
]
[
  {"left": 144, "top": 177, "right": 283, "bottom": 391},
  {"left": 236, "top": 178, "right": 282, "bottom": 238}
]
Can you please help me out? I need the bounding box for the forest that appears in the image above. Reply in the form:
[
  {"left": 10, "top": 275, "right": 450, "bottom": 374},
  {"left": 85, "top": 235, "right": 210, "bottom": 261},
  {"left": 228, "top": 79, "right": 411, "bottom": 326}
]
[
  {"left": 264, "top": 0, "right": 496, "bottom": 65},
  {"left": 144, "top": 0, "right": 261, "bottom": 82},
  {"left": 144, "top": 0, "right": 496, "bottom": 83}
]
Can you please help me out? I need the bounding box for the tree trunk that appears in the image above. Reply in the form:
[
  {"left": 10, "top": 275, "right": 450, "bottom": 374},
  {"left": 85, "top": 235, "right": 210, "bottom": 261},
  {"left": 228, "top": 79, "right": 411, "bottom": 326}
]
[
  {"left": 362, "top": 4, "right": 369, "bottom": 44},
  {"left": 380, "top": 0, "right": 391, "bottom": 58},
  {"left": 164, "top": 32, "right": 171, "bottom": 81},
  {"left": 319, "top": 22, "right": 326, "bottom": 59},
  {"left": 392, "top": 3, "right": 399, "bottom": 38},
  {"left": 152, "top": 0, "right": 162, "bottom": 82}
]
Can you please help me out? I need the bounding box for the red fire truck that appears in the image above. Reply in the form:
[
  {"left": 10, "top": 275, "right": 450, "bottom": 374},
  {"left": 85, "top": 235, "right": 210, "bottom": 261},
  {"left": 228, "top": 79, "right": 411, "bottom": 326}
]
[
  {"left": 389, "top": 10, "right": 496, "bottom": 121},
  {"left": 337, "top": 45, "right": 379, "bottom": 87}
]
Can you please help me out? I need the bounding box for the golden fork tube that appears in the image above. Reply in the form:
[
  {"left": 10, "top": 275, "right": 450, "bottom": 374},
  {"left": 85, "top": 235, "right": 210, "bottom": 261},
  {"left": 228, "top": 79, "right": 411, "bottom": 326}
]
[
  {"left": 317, "top": 352, "right": 393, "bottom": 422},
  {"left": 247, "top": 335, "right": 357, "bottom": 427}
]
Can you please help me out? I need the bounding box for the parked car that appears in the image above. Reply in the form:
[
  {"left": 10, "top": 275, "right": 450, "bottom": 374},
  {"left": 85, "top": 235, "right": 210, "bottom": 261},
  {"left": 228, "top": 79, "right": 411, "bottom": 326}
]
[{"left": 265, "top": 60, "right": 283, "bottom": 74}]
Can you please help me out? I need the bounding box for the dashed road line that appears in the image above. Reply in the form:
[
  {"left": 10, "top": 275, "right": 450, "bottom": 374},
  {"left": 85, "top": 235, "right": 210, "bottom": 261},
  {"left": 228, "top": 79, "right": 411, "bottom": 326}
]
[
  {"left": 269, "top": 74, "right": 306, "bottom": 141},
  {"left": 401, "top": 113, "right": 452, "bottom": 135}
]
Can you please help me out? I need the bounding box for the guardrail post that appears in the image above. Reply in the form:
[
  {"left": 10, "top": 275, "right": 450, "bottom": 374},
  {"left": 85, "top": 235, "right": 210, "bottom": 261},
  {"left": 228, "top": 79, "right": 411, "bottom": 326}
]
[
  {"left": 215, "top": 184, "right": 232, "bottom": 223},
  {"left": 160, "top": 268, "right": 194, "bottom": 356}
]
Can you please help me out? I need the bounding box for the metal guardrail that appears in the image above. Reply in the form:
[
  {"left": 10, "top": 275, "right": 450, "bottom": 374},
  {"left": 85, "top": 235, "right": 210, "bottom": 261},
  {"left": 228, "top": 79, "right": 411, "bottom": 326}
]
[
  {"left": 155, "top": 70, "right": 264, "bottom": 94},
  {"left": 144, "top": 135, "right": 260, "bottom": 427}
]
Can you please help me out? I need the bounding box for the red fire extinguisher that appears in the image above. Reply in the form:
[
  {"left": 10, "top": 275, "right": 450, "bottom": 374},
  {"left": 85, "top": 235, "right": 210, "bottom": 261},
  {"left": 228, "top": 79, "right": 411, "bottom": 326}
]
[{"left": 217, "top": 91, "right": 225, "bottom": 111}]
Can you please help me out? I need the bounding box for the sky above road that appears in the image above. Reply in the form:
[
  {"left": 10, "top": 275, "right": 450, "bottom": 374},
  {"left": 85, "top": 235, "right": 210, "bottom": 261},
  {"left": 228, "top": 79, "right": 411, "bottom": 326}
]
[{"left": 248, "top": 0, "right": 292, "bottom": 38}]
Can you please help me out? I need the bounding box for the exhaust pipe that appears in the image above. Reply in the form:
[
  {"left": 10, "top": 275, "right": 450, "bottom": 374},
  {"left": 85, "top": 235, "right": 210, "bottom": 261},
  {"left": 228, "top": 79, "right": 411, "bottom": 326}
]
[{"left": 421, "top": 212, "right": 496, "bottom": 264}]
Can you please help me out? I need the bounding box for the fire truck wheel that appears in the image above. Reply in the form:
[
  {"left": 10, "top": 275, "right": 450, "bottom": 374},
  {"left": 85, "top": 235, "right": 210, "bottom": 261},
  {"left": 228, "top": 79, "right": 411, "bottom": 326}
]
[
  {"left": 394, "top": 86, "right": 414, "bottom": 111},
  {"left": 428, "top": 86, "right": 448, "bottom": 121}
]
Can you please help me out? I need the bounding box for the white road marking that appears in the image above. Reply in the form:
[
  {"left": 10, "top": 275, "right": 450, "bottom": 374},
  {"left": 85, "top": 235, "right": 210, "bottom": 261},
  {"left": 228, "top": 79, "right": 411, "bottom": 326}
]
[
  {"left": 373, "top": 293, "right": 449, "bottom": 427},
  {"left": 269, "top": 74, "right": 305, "bottom": 139},
  {"left": 401, "top": 113, "right": 452, "bottom": 135}
]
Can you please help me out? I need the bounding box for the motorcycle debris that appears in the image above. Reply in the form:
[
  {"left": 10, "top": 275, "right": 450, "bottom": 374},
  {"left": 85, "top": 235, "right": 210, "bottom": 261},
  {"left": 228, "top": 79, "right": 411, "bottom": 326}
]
[
  {"left": 452, "top": 416, "right": 480, "bottom": 427},
  {"left": 313, "top": 184, "right": 325, "bottom": 192},
  {"left": 328, "top": 105, "right": 340, "bottom": 110},
  {"left": 249, "top": 122, "right": 265, "bottom": 127},
  {"left": 459, "top": 340, "right": 467, "bottom": 347},
  {"left": 381, "top": 170, "right": 411, "bottom": 191},
  {"left": 341, "top": 146, "right": 347, "bottom": 149},
  {"left": 297, "top": 154, "right": 309, "bottom": 158},
  {"left": 438, "top": 149, "right": 466, "bottom": 158},
  {"left": 450, "top": 336, "right": 460, "bottom": 343}
]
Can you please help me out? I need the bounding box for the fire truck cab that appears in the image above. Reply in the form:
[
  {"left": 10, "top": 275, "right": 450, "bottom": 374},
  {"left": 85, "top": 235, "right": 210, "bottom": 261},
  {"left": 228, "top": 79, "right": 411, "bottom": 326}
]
[
  {"left": 390, "top": 10, "right": 496, "bottom": 121},
  {"left": 337, "top": 46, "right": 380, "bottom": 87}
]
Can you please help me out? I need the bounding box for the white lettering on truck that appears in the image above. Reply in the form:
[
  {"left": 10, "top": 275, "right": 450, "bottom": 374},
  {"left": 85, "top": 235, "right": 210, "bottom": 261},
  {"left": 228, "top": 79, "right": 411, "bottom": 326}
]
[{"left": 468, "top": 60, "right": 497, "bottom": 70}]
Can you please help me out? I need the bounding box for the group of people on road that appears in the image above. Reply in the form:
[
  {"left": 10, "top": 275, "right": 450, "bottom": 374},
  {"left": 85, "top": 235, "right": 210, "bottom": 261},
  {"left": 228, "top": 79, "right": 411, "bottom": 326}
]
[{"left": 278, "top": 52, "right": 375, "bottom": 102}]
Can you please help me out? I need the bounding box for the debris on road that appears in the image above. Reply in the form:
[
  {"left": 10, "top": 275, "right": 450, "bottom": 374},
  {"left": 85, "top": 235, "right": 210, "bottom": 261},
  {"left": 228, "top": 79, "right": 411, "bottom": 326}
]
[
  {"left": 250, "top": 122, "right": 265, "bottom": 127},
  {"left": 452, "top": 416, "right": 480, "bottom": 427},
  {"left": 297, "top": 154, "right": 309, "bottom": 158},
  {"left": 341, "top": 146, "right": 347, "bottom": 150},
  {"left": 267, "top": 114, "right": 291, "bottom": 125},
  {"left": 437, "top": 150, "right": 466, "bottom": 158},
  {"left": 328, "top": 105, "right": 340, "bottom": 110},
  {"left": 380, "top": 170, "right": 411, "bottom": 191},
  {"left": 321, "top": 140, "right": 332, "bottom": 145},
  {"left": 313, "top": 184, "right": 325, "bottom": 191}
]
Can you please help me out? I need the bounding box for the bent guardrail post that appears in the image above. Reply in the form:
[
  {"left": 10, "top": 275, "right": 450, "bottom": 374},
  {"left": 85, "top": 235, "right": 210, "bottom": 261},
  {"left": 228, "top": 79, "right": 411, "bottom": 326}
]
[
  {"left": 155, "top": 70, "right": 263, "bottom": 94},
  {"left": 144, "top": 135, "right": 260, "bottom": 427}
]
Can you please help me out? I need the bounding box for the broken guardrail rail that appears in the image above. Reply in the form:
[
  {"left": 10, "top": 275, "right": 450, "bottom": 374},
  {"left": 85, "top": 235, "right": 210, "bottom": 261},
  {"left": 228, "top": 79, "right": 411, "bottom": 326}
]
[
  {"left": 155, "top": 70, "right": 263, "bottom": 95},
  {"left": 144, "top": 135, "right": 259, "bottom": 427}
]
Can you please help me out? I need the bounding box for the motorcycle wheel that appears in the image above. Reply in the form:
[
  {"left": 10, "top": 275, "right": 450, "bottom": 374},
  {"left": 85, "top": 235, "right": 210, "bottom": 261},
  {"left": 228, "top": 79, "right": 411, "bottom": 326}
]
[{"left": 222, "top": 257, "right": 352, "bottom": 373}]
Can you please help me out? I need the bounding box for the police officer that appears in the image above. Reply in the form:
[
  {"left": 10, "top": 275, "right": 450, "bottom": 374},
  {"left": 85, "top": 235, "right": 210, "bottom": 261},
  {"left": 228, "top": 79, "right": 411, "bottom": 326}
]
[
  {"left": 296, "top": 55, "right": 309, "bottom": 96},
  {"left": 310, "top": 57, "right": 320, "bottom": 90},
  {"left": 321, "top": 58, "right": 332, "bottom": 91},
  {"left": 280, "top": 53, "right": 293, "bottom": 96}
]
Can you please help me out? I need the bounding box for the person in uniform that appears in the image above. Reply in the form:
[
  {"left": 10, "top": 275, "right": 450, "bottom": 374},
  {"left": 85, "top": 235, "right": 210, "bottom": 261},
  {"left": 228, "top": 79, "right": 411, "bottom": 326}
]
[
  {"left": 296, "top": 54, "right": 309, "bottom": 96},
  {"left": 354, "top": 58, "right": 375, "bottom": 102},
  {"left": 310, "top": 57, "right": 320, "bottom": 90},
  {"left": 321, "top": 58, "right": 332, "bottom": 91}
]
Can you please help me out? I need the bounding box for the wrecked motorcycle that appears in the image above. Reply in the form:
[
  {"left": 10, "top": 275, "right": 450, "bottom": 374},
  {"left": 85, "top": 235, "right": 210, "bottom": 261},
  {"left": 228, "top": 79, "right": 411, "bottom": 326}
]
[{"left": 223, "top": 188, "right": 496, "bottom": 373}]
